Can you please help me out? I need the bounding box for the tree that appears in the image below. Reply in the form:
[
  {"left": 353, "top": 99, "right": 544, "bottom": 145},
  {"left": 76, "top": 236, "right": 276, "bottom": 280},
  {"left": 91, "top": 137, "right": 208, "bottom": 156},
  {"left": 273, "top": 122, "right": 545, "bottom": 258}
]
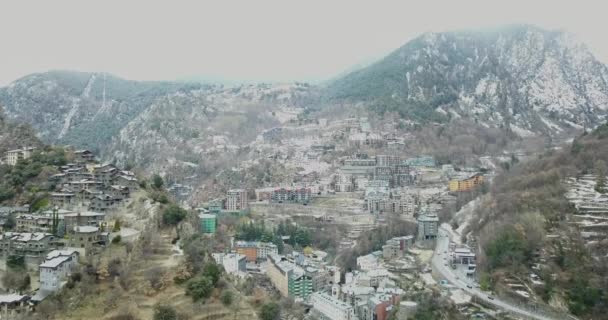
[
  {"left": 153, "top": 304, "right": 177, "bottom": 320},
  {"left": 4, "top": 214, "right": 15, "bottom": 230},
  {"left": 2, "top": 270, "right": 29, "bottom": 293},
  {"left": 6, "top": 255, "right": 25, "bottom": 270},
  {"left": 152, "top": 174, "right": 164, "bottom": 189},
  {"left": 185, "top": 276, "right": 213, "bottom": 301},
  {"left": 202, "top": 262, "right": 222, "bottom": 286},
  {"left": 113, "top": 219, "right": 122, "bottom": 232},
  {"left": 259, "top": 302, "right": 280, "bottom": 320},
  {"left": 595, "top": 160, "right": 606, "bottom": 194},
  {"left": 162, "top": 205, "right": 188, "bottom": 226}
]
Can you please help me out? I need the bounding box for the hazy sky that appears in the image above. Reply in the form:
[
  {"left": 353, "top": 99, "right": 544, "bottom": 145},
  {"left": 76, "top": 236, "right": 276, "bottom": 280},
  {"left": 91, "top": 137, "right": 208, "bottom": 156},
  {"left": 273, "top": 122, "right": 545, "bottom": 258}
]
[{"left": 0, "top": 0, "right": 606, "bottom": 86}]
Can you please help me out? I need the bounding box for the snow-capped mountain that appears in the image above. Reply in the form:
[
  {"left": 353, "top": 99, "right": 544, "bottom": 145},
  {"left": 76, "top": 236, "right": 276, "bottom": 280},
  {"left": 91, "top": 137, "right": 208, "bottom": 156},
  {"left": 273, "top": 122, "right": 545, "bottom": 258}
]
[{"left": 326, "top": 25, "right": 608, "bottom": 135}]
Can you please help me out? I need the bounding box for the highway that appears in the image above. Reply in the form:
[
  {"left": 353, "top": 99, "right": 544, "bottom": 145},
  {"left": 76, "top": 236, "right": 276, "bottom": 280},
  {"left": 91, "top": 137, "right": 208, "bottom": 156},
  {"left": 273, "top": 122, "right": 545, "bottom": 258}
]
[{"left": 431, "top": 227, "right": 558, "bottom": 320}]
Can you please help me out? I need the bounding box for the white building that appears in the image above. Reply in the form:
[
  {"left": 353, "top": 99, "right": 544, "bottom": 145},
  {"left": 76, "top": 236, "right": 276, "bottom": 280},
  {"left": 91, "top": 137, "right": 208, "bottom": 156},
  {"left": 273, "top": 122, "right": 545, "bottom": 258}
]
[
  {"left": 257, "top": 242, "right": 278, "bottom": 260},
  {"left": 417, "top": 213, "right": 439, "bottom": 240},
  {"left": 212, "top": 253, "right": 246, "bottom": 276},
  {"left": 310, "top": 292, "right": 356, "bottom": 320},
  {"left": 226, "top": 189, "right": 248, "bottom": 211},
  {"left": 356, "top": 252, "right": 379, "bottom": 271},
  {"left": 6, "top": 147, "right": 35, "bottom": 166},
  {"left": 39, "top": 249, "right": 80, "bottom": 292}
]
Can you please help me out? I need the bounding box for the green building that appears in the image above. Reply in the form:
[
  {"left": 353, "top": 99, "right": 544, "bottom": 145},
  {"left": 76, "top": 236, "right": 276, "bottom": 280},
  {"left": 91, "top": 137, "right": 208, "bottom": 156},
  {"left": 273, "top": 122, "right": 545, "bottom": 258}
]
[
  {"left": 199, "top": 213, "right": 217, "bottom": 234},
  {"left": 289, "top": 271, "right": 313, "bottom": 299}
]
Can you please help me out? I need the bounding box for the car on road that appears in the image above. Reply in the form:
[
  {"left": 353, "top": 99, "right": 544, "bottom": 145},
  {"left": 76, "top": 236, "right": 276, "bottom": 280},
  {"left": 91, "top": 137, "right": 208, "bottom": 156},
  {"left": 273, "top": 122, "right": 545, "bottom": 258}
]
[
  {"left": 467, "top": 284, "right": 473, "bottom": 289},
  {"left": 488, "top": 295, "right": 495, "bottom": 300}
]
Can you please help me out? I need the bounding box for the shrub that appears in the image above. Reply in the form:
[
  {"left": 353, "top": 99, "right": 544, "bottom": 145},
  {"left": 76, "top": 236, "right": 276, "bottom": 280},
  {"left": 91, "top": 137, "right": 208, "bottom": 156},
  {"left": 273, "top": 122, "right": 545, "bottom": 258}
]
[
  {"left": 185, "top": 276, "right": 213, "bottom": 301},
  {"left": 153, "top": 304, "right": 177, "bottom": 320},
  {"left": 162, "top": 204, "right": 188, "bottom": 226},
  {"left": 259, "top": 302, "right": 280, "bottom": 320},
  {"left": 221, "top": 291, "right": 233, "bottom": 306}
]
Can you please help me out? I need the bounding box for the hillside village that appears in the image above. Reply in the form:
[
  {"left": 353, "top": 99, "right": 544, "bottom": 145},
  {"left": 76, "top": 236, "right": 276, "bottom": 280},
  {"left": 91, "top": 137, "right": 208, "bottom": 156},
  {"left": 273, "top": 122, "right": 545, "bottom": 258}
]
[
  {"left": 1, "top": 19, "right": 608, "bottom": 320},
  {"left": 0, "top": 146, "right": 148, "bottom": 315}
]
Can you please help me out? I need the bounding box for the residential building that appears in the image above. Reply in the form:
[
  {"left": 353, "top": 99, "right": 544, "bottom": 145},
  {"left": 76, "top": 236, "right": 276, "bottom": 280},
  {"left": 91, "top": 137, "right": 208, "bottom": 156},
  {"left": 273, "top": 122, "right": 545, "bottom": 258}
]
[
  {"left": 73, "top": 150, "right": 95, "bottom": 163},
  {"left": 310, "top": 292, "right": 356, "bottom": 320},
  {"left": 199, "top": 214, "right": 216, "bottom": 234},
  {"left": 417, "top": 214, "right": 439, "bottom": 241},
  {"left": 39, "top": 249, "right": 79, "bottom": 292},
  {"left": 289, "top": 269, "right": 313, "bottom": 299},
  {"left": 236, "top": 241, "right": 258, "bottom": 262},
  {"left": 382, "top": 236, "right": 414, "bottom": 260},
  {"left": 357, "top": 251, "right": 380, "bottom": 271},
  {"left": 0, "top": 232, "right": 56, "bottom": 258},
  {"left": 267, "top": 254, "right": 313, "bottom": 300},
  {"left": 89, "top": 195, "right": 121, "bottom": 212},
  {"left": 257, "top": 242, "right": 278, "bottom": 260},
  {"left": 63, "top": 212, "right": 105, "bottom": 232},
  {"left": 235, "top": 241, "right": 277, "bottom": 262},
  {"left": 448, "top": 173, "right": 484, "bottom": 192},
  {"left": 271, "top": 187, "right": 311, "bottom": 204},
  {"left": 212, "top": 253, "right": 246, "bottom": 276},
  {"left": 6, "top": 147, "right": 35, "bottom": 166},
  {"left": 50, "top": 192, "right": 76, "bottom": 208},
  {"left": 70, "top": 226, "right": 102, "bottom": 250},
  {"left": 266, "top": 254, "right": 291, "bottom": 296},
  {"left": 226, "top": 189, "right": 248, "bottom": 211}
]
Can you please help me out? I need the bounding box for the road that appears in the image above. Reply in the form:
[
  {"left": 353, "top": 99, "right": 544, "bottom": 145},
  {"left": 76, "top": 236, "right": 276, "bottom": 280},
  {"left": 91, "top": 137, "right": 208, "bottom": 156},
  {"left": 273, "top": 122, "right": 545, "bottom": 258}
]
[{"left": 431, "top": 227, "right": 557, "bottom": 320}]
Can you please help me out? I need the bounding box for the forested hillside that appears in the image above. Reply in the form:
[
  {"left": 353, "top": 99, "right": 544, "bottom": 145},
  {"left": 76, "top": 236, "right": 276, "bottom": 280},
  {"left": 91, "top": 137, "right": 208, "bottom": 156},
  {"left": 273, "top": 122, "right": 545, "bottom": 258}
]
[{"left": 468, "top": 122, "right": 608, "bottom": 318}]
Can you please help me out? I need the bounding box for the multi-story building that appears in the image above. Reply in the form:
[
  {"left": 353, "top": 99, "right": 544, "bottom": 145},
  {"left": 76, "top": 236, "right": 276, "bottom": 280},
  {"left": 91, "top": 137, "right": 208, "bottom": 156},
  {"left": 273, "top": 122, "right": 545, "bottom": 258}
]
[
  {"left": 199, "top": 214, "right": 216, "bottom": 234},
  {"left": 257, "top": 242, "right": 278, "bottom": 260},
  {"left": 417, "top": 214, "right": 439, "bottom": 241},
  {"left": 266, "top": 254, "right": 291, "bottom": 296},
  {"left": 235, "top": 241, "right": 278, "bottom": 262},
  {"left": 310, "top": 292, "right": 356, "bottom": 320},
  {"left": 289, "top": 270, "right": 313, "bottom": 299},
  {"left": 375, "top": 155, "right": 400, "bottom": 167},
  {"left": 211, "top": 253, "right": 246, "bottom": 276},
  {"left": 6, "top": 147, "right": 35, "bottom": 166},
  {"left": 267, "top": 254, "right": 313, "bottom": 300},
  {"left": 271, "top": 187, "right": 311, "bottom": 204},
  {"left": 226, "top": 189, "right": 248, "bottom": 212},
  {"left": 70, "top": 226, "right": 102, "bottom": 250},
  {"left": 0, "top": 232, "right": 56, "bottom": 258},
  {"left": 382, "top": 236, "right": 414, "bottom": 260},
  {"left": 63, "top": 211, "right": 105, "bottom": 232},
  {"left": 448, "top": 173, "right": 484, "bottom": 192},
  {"left": 39, "top": 249, "right": 80, "bottom": 292}
]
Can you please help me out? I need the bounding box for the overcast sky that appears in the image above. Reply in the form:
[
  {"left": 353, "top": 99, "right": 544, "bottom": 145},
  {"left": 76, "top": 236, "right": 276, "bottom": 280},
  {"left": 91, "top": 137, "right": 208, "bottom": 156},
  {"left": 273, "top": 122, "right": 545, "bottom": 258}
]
[{"left": 0, "top": 0, "right": 606, "bottom": 86}]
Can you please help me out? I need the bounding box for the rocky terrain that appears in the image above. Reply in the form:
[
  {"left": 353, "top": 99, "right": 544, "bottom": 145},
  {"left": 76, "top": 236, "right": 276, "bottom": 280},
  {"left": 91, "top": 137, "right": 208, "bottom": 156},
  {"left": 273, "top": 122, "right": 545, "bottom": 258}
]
[
  {"left": 326, "top": 25, "right": 608, "bottom": 135},
  {"left": 1, "top": 25, "right": 607, "bottom": 203}
]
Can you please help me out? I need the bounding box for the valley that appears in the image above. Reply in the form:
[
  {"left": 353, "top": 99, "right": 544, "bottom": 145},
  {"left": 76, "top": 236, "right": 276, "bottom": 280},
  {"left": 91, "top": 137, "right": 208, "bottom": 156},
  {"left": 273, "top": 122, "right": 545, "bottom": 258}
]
[{"left": 0, "top": 24, "right": 606, "bottom": 320}]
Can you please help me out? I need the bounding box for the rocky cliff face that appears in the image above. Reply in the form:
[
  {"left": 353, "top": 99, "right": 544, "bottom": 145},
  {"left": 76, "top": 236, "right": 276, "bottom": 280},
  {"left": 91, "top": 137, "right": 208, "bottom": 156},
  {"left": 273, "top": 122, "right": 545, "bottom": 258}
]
[
  {"left": 326, "top": 25, "right": 608, "bottom": 135},
  {"left": 105, "top": 83, "right": 313, "bottom": 180}
]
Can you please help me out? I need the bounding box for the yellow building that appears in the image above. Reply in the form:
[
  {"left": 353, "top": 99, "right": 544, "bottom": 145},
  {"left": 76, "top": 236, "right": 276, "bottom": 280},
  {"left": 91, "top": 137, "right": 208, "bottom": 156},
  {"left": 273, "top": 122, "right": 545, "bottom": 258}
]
[{"left": 449, "top": 174, "right": 484, "bottom": 192}]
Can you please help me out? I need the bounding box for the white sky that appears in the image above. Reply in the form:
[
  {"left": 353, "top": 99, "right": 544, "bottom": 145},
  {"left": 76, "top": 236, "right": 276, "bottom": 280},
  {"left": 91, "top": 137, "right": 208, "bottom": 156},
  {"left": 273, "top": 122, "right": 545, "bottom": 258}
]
[{"left": 0, "top": 0, "right": 606, "bottom": 86}]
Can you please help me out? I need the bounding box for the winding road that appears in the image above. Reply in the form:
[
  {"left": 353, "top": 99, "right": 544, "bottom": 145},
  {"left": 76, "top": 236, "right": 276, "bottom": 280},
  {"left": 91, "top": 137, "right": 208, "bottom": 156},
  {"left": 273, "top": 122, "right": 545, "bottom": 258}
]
[{"left": 431, "top": 226, "right": 561, "bottom": 320}]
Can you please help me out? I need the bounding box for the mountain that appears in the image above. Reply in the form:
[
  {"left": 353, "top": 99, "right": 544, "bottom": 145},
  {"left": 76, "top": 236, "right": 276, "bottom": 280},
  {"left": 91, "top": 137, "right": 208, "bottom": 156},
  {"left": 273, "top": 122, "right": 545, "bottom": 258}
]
[
  {"left": 105, "top": 82, "right": 314, "bottom": 177},
  {"left": 326, "top": 25, "right": 608, "bottom": 135},
  {"left": 0, "top": 70, "right": 203, "bottom": 152}
]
